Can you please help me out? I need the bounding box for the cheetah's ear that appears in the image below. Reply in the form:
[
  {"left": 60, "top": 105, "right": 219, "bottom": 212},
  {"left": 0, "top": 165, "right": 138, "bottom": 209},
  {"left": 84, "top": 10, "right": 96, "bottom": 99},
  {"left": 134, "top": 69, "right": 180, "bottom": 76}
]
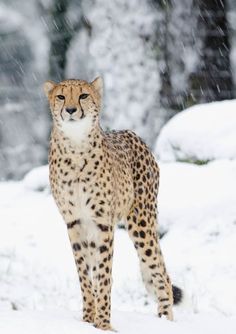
[
  {"left": 43, "top": 80, "right": 56, "bottom": 98},
  {"left": 91, "top": 77, "right": 103, "bottom": 97}
]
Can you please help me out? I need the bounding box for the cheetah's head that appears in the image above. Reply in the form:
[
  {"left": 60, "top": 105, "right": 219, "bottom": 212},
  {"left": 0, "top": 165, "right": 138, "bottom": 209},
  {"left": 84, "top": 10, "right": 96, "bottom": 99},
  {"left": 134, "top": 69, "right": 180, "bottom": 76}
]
[{"left": 43, "top": 78, "right": 103, "bottom": 129}]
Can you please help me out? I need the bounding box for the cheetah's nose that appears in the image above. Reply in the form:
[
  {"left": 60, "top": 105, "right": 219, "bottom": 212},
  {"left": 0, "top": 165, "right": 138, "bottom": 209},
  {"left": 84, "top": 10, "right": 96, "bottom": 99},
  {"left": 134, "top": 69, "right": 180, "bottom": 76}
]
[{"left": 66, "top": 107, "right": 77, "bottom": 115}]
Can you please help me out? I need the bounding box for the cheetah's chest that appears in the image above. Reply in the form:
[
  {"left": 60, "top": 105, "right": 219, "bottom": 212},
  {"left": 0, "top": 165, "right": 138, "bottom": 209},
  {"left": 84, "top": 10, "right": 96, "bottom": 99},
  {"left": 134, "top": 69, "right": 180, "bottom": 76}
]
[{"left": 54, "top": 169, "right": 101, "bottom": 241}]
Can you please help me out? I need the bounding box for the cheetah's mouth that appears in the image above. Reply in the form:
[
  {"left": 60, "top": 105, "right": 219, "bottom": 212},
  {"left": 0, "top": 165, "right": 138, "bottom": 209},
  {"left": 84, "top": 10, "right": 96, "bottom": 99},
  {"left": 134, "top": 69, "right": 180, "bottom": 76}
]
[
  {"left": 67, "top": 114, "right": 85, "bottom": 122},
  {"left": 67, "top": 109, "right": 85, "bottom": 122}
]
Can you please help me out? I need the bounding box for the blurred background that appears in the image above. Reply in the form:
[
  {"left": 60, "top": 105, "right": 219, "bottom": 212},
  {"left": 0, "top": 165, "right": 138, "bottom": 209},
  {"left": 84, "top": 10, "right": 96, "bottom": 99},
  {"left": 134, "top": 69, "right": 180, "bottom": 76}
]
[{"left": 1, "top": 0, "right": 236, "bottom": 180}]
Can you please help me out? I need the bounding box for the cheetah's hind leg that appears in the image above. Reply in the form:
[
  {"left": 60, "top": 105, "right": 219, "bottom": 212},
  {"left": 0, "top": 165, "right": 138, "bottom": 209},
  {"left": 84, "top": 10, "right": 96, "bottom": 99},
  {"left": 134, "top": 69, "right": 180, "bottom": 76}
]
[{"left": 126, "top": 206, "right": 176, "bottom": 321}]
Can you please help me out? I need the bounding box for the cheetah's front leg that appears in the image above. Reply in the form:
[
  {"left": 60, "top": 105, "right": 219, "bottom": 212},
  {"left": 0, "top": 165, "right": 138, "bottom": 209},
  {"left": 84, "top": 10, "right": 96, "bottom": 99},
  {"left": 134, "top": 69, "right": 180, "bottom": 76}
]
[
  {"left": 67, "top": 220, "right": 95, "bottom": 323},
  {"left": 93, "top": 223, "right": 114, "bottom": 330}
]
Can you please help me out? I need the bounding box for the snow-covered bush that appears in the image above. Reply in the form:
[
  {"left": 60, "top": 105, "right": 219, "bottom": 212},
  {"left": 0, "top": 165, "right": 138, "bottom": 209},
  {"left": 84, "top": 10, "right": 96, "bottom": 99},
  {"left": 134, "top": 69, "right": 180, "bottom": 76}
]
[
  {"left": 23, "top": 165, "right": 49, "bottom": 192},
  {"left": 155, "top": 100, "right": 236, "bottom": 164}
]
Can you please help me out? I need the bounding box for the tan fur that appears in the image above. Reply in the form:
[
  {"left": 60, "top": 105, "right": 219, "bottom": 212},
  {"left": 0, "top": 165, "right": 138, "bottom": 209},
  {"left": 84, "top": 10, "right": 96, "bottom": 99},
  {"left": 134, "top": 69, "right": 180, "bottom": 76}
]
[{"left": 44, "top": 78, "right": 174, "bottom": 330}]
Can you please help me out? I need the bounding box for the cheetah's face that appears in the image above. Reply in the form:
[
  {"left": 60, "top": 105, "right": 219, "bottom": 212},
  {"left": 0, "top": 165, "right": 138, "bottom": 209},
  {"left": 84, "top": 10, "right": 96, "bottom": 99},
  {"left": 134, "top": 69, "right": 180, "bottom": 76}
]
[{"left": 43, "top": 78, "right": 103, "bottom": 127}]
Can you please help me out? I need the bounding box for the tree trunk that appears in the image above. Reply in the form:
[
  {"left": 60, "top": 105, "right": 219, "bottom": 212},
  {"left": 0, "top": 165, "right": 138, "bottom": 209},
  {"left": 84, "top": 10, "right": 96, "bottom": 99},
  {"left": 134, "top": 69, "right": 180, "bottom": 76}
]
[
  {"left": 151, "top": 0, "right": 189, "bottom": 116},
  {"left": 49, "top": 0, "right": 74, "bottom": 81},
  {"left": 190, "top": 0, "right": 234, "bottom": 102},
  {"left": 158, "top": 0, "right": 175, "bottom": 111}
]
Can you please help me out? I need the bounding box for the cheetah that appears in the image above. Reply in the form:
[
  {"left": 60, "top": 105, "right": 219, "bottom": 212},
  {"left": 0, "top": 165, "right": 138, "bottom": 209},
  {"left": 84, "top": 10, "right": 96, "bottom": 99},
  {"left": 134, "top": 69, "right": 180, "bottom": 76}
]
[{"left": 44, "top": 77, "right": 182, "bottom": 331}]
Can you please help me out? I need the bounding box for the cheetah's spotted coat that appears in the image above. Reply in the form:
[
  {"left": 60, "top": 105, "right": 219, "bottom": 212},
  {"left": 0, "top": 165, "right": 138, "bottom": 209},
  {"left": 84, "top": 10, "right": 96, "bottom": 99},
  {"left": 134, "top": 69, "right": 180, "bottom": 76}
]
[{"left": 44, "top": 77, "right": 181, "bottom": 330}]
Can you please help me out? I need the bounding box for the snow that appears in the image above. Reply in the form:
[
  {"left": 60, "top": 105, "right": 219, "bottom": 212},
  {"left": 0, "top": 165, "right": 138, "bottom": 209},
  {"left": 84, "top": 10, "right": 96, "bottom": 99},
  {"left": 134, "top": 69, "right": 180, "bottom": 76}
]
[
  {"left": 1, "top": 310, "right": 236, "bottom": 334},
  {"left": 23, "top": 165, "right": 49, "bottom": 191},
  {"left": 1, "top": 156, "right": 236, "bottom": 332},
  {"left": 0, "top": 4, "right": 23, "bottom": 32},
  {"left": 155, "top": 99, "right": 236, "bottom": 163},
  {"left": 68, "top": 0, "right": 161, "bottom": 145},
  {"left": 159, "top": 160, "right": 236, "bottom": 316}
]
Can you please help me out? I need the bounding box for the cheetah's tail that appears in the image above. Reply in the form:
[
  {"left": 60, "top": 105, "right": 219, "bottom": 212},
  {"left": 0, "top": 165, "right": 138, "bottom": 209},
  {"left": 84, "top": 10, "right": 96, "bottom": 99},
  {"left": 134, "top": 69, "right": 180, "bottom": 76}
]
[{"left": 172, "top": 285, "right": 183, "bottom": 305}]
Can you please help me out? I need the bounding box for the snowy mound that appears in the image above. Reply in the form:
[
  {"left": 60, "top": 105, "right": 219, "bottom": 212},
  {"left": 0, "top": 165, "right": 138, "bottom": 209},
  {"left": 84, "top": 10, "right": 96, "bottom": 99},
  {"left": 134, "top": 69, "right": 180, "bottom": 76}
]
[
  {"left": 155, "top": 100, "right": 236, "bottom": 163},
  {"left": 23, "top": 165, "right": 49, "bottom": 191}
]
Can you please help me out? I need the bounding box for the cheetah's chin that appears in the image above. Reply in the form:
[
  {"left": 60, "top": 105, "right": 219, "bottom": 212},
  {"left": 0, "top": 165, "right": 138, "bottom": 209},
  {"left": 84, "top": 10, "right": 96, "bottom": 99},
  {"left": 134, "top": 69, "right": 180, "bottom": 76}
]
[{"left": 61, "top": 115, "right": 93, "bottom": 144}]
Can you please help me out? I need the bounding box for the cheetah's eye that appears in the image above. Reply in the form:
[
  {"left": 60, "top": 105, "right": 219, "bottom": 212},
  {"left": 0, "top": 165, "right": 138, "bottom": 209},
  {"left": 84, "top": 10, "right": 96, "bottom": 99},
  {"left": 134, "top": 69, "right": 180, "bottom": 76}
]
[
  {"left": 57, "top": 95, "right": 65, "bottom": 100},
  {"left": 79, "top": 93, "right": 89, "bottom": 100}
]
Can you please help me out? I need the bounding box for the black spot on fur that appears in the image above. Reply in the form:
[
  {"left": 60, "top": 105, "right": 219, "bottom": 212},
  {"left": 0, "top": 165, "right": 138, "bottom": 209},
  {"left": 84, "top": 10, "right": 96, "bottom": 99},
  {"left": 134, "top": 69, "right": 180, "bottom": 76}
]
[
  {"left": 73, "top": 243, "right": 81, "bottom": 251},
  {"left": 100, "top": 245, "right": 108, "bottom": 253},
  {"left": 98, "top": 224, "right": 109, "bottom": 232},
  {"left": 139, "top": 220, "right": 146, "bottom": 227},
  {"left": 80, "top": 159, "right": 87, "bottom": 172},
  {"left": 139, "top": 230, "right": 146, "bottom": 238},
  {"left": 67, "top": 219, "right": 80, "bottom": 229}
]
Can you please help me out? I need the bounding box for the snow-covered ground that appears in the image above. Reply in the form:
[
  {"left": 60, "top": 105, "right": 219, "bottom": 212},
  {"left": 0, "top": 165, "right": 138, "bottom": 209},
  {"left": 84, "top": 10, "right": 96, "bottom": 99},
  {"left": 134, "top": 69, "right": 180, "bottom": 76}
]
[
  {"left": 1, "top": 100, "right": 236, "bottom": 332},
  {"left": 1, "top": 310, "right": 236, "bottom": 334},
  {"left": 1, "top": 159, "right": 236, "bottom": 333}
]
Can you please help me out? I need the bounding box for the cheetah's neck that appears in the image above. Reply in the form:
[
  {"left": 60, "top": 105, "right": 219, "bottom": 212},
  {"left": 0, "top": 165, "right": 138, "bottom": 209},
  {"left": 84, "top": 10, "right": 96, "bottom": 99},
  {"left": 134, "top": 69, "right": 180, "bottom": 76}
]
[
  {"left": 52, "top": 117, "right": 104, "bottom": 154},
  {"left": 60, "top": 115, "right": 94, "bottom": 145}
]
